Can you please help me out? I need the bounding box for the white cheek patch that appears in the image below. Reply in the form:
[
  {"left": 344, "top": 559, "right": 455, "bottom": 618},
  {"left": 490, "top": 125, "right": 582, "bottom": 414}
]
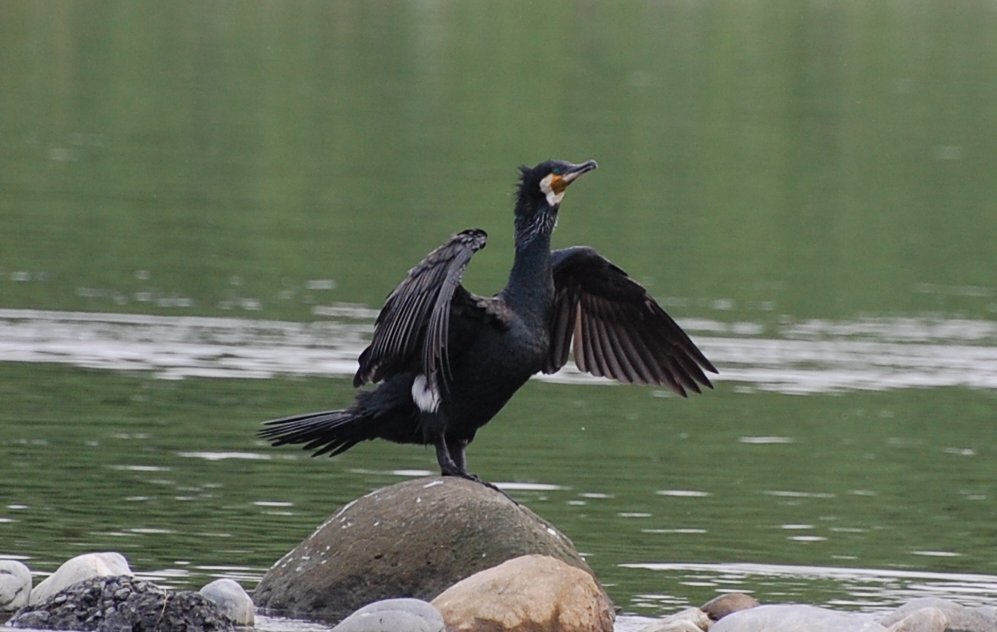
[
  {"left": 540, "top": 174, "right": 565, "bottom": 207},
  {"left": 412, "top": 374, "right": 440, "bottom": 413}
]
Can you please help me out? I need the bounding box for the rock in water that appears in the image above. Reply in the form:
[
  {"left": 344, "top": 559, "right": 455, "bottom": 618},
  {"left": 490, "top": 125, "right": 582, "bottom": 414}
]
[
  {"left": 711, "top": 604, "right": 886, "bottom": 632},
  {"left": 10, "top": 575, "right": 235, "bottom": 631},
  {"left": 199, "top": 578, "right": 255, "bottom": 626},
  {"left": 332, "top": 598, "right": 445, "bottom": 632},
  {"left": 431, "top": 554, "right": 615, "bottom": 632},
  {"left": 884, "top": 607, "right": 948, "bottom": 632},
  {"left": 879, "top": 597, "right": 996, "bottom": 631},
  {"left": 0, "top": 560, "right": 32, "bottom": 611},
  {"left": 253, "top": 477, "right": 592, "bottom": 622},
  {"left": 29, "top": 552, "right": 131, "bottom": 605}
]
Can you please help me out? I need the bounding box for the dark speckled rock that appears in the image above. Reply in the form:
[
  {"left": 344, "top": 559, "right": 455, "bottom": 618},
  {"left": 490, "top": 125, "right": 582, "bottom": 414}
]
[
  {"left": 9, "top": 575, "right": 235, "bottom": 631},
  {"left": 253, "top": 476, "right": 593, "bottom": 623}
]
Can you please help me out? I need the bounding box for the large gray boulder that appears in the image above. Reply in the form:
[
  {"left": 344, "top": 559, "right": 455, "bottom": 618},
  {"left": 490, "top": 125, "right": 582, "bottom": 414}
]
[{"left": 253, "top": 476, "right": 593, "bottom": 622}]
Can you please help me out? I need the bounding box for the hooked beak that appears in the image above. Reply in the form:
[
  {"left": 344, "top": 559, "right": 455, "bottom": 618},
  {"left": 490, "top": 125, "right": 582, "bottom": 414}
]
[{"left": 561, "top": 160, "right": 599, "bottom": 185}]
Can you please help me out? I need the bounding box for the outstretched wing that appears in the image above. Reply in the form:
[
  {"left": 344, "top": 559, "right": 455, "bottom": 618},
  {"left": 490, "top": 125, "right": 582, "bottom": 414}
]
[
  {"left": 545, "top": 246, "right": 717, "bottom": 396},
  {"left": 354, "top": 229, "right": 488, "bottom": 398}
]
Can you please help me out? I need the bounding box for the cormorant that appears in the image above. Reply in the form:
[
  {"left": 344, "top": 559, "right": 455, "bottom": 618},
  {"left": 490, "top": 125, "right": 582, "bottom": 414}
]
[{"left": 259, "top": 159, "right": 717, "bottom": 481}]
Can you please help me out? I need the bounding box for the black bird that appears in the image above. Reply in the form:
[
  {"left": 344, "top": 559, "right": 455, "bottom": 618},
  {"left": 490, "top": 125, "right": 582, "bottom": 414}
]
[{"left": 259, "top": 160, "right": 717, "bottom": 481}]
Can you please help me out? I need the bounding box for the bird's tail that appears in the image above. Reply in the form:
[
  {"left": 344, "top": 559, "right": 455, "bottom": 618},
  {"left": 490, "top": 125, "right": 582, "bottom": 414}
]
[{"left": 258, "top": 409, "right": 367, "bottom": 458}]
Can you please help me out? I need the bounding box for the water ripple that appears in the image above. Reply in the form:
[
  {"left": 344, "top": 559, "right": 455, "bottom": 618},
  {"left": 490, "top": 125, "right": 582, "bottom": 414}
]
[{"left": 1, "top": 308, "right": 995, "bottom": 395}]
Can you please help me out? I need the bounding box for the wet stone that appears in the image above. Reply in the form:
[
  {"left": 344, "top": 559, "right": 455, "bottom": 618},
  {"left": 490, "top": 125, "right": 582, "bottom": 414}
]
[
  {"left": 9, "top": 575, "right": 236, "bottom": 631},
  {"left": 0, "top": 560, "right": 32, "bottom": 611},
  {"left": 255, "top": 477, "right": 592, "bottom": 623},
  {"left": 701, "top": 593, "right": 760, "bottom": 621}
]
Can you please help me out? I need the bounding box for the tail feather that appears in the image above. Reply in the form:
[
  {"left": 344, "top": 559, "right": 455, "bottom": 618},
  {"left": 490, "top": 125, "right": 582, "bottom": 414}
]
[{"left": 259, "top": 409, "right": 364, "bottom": 458}]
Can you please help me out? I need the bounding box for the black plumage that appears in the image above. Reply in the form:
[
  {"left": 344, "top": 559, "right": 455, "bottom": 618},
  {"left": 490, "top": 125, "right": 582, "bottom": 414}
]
[{"left": 259, "top": 159, "right": 717, "bottom": 481}]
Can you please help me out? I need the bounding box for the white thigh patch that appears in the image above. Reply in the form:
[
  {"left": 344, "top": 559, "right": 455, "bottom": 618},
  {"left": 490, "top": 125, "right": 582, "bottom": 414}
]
[{"left": 411, "top": 374, "right": 441, "bottom": 413}]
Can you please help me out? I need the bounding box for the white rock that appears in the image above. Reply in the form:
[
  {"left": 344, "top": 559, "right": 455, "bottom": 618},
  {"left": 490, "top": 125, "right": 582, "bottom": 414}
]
[
  {"left": 29, "top": 552, "right": 131, "bottom": 605},
  {"left": 639, "top": 619, "right": 706, "bottom": 632},
  {"left": 0, "top": 560, "right": 32, "bottom": 611},
  {"left": 199, "top": 578, "right": 255, "bottom": 626},
  {"left": 885, "top": 607, "right": 947, "bottom": 632},
  {"left": 880, "top": 598, "right": 996, "bottom": 632},
  {"left": 640, "top": 607, "right": 712, "bottom": 632},
  {"left": 333, "top": 598, "right": 445, "bottom": 632},
  {"left": 711, "top": 604, "right": 886, "bottom": 632}
]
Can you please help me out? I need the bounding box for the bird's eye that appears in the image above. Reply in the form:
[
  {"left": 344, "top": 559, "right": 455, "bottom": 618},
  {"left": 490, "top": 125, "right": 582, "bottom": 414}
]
[{"left": 551, "top": 166, "right": 562, "bottom": 175}]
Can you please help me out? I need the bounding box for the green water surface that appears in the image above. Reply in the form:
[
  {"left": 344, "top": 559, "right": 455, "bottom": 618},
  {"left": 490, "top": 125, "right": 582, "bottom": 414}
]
[{"left": 1, "top": 0, "right": 995, "bottom": 616}]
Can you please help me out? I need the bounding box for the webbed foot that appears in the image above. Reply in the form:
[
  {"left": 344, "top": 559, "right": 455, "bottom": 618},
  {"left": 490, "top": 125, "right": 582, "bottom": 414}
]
[
  {"left": 435, "top": 437, "right": 518, "bottom": 504},
  {"left": 440, "top": 467, "right": 518, "bottom": 504}
]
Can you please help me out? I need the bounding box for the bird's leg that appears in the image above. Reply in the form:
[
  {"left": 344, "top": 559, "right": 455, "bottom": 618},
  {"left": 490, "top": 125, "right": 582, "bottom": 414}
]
[
  {"left": 431, "top": 435, "right": 502, "bottom": 490},
  {"left": 433, "top": 437, "right": 469, "bottom": 477},
  {"left": 447, "top": 437, "right": 469, "bottom": 473},
  {"left": 422, "top": 412, "right": 463, "bottom": 476},
  {"left": 440, "top": 436, "right": 484, "bottom": 483},
  {"left": 438, "top": 435, "right": 518, "bottom": 504}
]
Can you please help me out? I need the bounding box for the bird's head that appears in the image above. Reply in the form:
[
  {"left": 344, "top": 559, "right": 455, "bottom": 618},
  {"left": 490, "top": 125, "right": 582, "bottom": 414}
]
[{"left": 514, "top": 159, "right": 598, "bottom": 243}]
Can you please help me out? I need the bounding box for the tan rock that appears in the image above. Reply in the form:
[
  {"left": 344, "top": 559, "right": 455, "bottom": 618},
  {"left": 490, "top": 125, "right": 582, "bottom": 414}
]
[
  {"left": 701, "top": 593, "right": 759, "bottom": 621},
  {"left": 432, "top": 554, "right": 614, "bottom": 632}
]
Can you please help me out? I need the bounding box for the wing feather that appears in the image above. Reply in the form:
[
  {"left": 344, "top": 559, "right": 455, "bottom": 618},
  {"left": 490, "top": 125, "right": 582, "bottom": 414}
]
[
  {"left": 587, "top": 299, "right": 627, "bottom": 380},
  {"left": 354, "top": 229, "right": 488, "bottom": 393},
  {"left": 546, "top": 246, "right": 717, "bottom": 395},
  {"left": 572, "top": 305, "right": 587, "bottom": 373},
  {"left": 545, "top": 286, "right": 577, "bottom": 373},
  {"left": 625, "top": 318, "right": 668, "bottom": 384},
  {"left": 580, "top": 297, "right": 601, "bottom": 375},
  {"left": 599, "top": 302, "right": 645, "bottom": 384}
]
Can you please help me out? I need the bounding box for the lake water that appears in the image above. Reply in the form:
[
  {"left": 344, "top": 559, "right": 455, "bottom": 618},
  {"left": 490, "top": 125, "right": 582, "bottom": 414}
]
[{"left": 1, "top": 1, "right": 995, "bottom": 627}]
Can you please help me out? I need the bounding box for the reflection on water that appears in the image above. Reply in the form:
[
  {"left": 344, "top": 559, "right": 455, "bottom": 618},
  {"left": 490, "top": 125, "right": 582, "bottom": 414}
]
[{"left": 2, "top": 307, "right": 996, "bottom": 394}]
